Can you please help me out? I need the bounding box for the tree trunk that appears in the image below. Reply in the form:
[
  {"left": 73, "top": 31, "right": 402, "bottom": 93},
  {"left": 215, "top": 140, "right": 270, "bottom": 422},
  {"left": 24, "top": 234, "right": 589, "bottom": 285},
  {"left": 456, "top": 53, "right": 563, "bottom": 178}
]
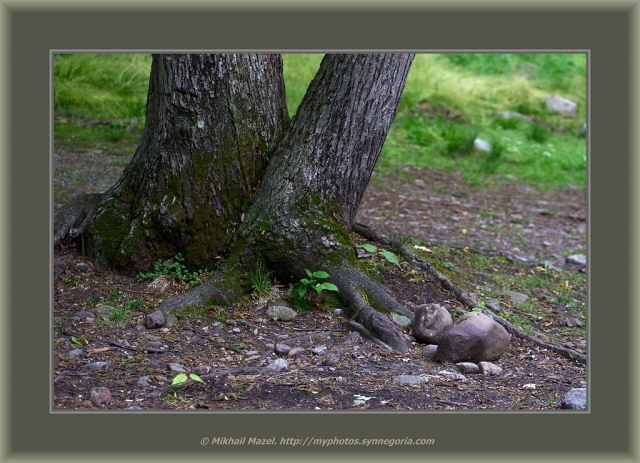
[
  {"left": 241, "top": 54, "right": 415, "bottom": 351},
  {"left": 81, "top": 54, "right": 288, "bottom": 271}
]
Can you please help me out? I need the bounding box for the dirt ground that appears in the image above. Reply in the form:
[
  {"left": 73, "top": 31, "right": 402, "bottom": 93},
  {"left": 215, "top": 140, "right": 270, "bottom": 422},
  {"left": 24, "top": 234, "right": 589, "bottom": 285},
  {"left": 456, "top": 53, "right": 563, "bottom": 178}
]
[{"left": 53, "top": 143, "right": 587, "bottom": 411}]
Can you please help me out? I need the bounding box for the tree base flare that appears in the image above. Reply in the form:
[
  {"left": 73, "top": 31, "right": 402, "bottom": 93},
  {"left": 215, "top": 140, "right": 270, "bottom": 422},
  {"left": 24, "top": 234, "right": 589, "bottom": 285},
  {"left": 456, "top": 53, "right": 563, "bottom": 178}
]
[{"left": 54, "top": 193, "right": 102, "bottom": 248}]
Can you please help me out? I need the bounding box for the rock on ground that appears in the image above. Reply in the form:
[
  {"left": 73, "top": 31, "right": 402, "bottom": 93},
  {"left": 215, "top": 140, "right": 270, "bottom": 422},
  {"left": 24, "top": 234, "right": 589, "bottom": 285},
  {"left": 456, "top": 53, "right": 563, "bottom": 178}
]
[
  {"left": 413, "top": 304, "right": 453, "bottom": 344},
  {"left": 436, "top": 312, "right": 510, "bottom": 363},
  {"left": 145, "top": 310, "right": 165, "bottom": 329},
  {"left": 560, "top": 388, "right": 587, "bottom": 410},
  {"left": 266, "top": 306, "right": 298, "bottom": 321},
  {"left": 545, "top": 95, "right": 577, "bottom": 116},
  {"left": 478, "top": 361, "right": 503, "bottom": 376}
]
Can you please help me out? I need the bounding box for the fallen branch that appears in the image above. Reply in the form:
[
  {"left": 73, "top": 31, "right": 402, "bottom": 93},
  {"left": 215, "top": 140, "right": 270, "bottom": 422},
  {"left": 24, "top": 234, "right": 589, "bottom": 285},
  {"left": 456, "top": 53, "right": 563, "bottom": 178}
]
[{"left": 352, "top": 222, "right": 587, "bottom": 365}]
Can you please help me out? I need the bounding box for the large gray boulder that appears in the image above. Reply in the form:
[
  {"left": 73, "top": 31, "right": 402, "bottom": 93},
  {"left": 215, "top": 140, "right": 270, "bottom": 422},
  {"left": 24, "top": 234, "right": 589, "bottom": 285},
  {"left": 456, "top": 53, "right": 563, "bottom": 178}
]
[
  {"left": 413, "top": 304, "right": 453, "bottom": 344},
  {"left": 436, "top": 312, "right": 510, "bottom": 363}
]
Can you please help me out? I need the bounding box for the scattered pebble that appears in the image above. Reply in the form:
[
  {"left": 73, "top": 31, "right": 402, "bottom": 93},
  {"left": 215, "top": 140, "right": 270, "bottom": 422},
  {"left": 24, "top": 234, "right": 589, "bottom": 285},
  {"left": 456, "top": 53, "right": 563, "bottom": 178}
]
[
  {"left": 143, "top": 341, "right": 163, "bottom": 349},
  {"left": 90, "top": 387, "right": 111, "bottom": 405},
  {"left": 560, "top": 388, "right": 587, "bottom": 410},
  {"left": 74, "top": 311, "right": 95, "bottom": 321},
  {"left": 566, "top": 254, "right": 587, "bottom": 266},
  {"left": 145, "top": 311, "right": 165, "bottom": 329},
  {"left": 167, "top": 363, "right": 187, "bottom": 373},
  {"left": 456, "top": 362, "right": 480, "bottom": 374},
  {"left": 311, "top": 346, "right": 328, "bottom": 356},
  {"left": 136, "top": 375, "right": 168, "bottom": 389},
  {"left": 81, "top": 361, "right": 109, "bottom": 372},
  {"left": 288, "top": 347, "right": 306, "bottom": 357},
  {"left": 439, "top": 370, "right": 468, "bottom": 382},
  {"left": 392, "top": 375, "right": 426, "bottom": 385},
  {"left": 192, "top": 366, "right": 211, "bottom": 375},
  {"left": 94, "top": 305, "right": 116, "bottom": 318},
  {"left": 266, "top": 306, "right": 298, "bottom": 321},
  {"left": 65, "top": 348, "right": 84, "bottom": 358},
  {"left": 275, "top": 343, "right": 292, "bottom": 355},
  {"left": 501, "top": 291, "right": 529, "bottom": 304},
  {"left": 474, "top": 138, "right": 492, "bottom": 152},
  {"left": 479, "top": 362, "right": 503, "bottom": 376},
  {"left": 265, "top": 358, "right": 289, "bottom": 371}
]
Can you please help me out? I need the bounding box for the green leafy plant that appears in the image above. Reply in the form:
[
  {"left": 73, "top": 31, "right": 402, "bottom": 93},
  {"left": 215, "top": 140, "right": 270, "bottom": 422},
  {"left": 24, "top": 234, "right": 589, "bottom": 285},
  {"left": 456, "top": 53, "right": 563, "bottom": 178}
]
[
  {"left": 138, "top": 253, "right": 206, "bottom": 287},
  {"left": 290, "top": 270, "right": 339, "bottom": 311},
  {"left": 71, "top": 336, "right": 83, "bottom": 346},
  {"left": 356, "top": 244, "right": 401, "bottom": 268},
  {"left": 168, "top": 373, "right": 205, "bottom": 393}
]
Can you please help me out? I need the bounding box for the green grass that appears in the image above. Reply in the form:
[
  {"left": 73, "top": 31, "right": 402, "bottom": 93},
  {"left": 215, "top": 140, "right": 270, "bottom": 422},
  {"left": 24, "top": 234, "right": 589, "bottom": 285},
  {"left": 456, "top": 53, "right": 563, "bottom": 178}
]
[
  {"left": 54, "top": 53, "right": 151, "bottom": 119},
  {"left": 282, "top": 54, "right": 323, "bottom": 117},
  {"left": 54, "top": 53, "right": 586, "bottom": 191}
]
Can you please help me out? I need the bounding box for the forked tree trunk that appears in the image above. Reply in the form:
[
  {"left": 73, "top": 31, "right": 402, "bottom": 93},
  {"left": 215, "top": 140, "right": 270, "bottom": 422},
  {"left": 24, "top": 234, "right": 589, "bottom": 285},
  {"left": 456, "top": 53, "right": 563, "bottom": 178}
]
[
  {"left": 158, "top": 54, "right": 415, "bottom": 351},
  {"left": 55, "top": 53, "right": 416, "bottom": 352},
  {"left": 80, "top": 54, "right": 288, "bottom": 271}
]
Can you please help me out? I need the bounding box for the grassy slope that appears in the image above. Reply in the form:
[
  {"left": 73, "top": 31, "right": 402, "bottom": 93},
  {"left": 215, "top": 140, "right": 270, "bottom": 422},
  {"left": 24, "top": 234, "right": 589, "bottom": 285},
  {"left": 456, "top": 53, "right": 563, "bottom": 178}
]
[{"left": 54, "top": 52, "right": 586, "bottom": 190}]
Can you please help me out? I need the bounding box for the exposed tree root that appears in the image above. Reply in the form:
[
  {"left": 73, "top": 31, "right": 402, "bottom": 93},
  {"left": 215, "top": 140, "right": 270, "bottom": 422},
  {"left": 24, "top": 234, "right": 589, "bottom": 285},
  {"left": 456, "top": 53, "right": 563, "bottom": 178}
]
[
  {"left": 353, "top": 222, "right": 587, "bottom": 365},
  {"left": 329, "top": 265, "right": 410, "bottom": 354},
  {"left": 156, "top": 265, "right": 245, "bottom": 313},
  {"left": 345, "top": 321, "right": 393, "bottom": 352},
  {"left": 53, "top": 193, "right": 102, "bottom": 248}
]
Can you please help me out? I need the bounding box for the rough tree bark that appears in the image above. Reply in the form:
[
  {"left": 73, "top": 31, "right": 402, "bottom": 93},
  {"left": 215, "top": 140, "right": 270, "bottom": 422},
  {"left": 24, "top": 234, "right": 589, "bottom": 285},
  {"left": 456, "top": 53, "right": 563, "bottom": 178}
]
[
  {"left": 55, "top": 53, "right": 415, "bottom": 352},
  {"left": 55, "top": 54, "right": 288, "bottom": 271}
]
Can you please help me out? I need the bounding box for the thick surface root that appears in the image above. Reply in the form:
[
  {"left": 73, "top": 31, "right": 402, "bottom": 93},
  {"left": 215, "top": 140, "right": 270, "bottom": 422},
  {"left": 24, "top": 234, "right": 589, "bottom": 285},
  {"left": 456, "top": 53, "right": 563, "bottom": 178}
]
[
  {"left": 329, "top": 265, "right": 412, "bottom": 354},
  {"left": 53, "top": 193, "right": 103, "bottom": 248},
  {"left": 157, "top": 265, "right": 244, "bottom": 314}
]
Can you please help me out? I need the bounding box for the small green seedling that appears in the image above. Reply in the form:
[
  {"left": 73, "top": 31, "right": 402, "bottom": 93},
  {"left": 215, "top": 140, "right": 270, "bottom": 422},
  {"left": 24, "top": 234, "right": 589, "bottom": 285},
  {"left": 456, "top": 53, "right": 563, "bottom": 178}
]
[
  {"left": 290, "top": 270, "right": 339, "bottom": 311},
  {"left": 356, "top": 244, "right": 401, "bottom": 268},
  {"left": 471, "top": 308, "right": 483, "bottom": 313},
  {"left": 71, "top": 336, "right": 83, "bottom": 346},
  {"left": 169, "top": 373, "right": 205, "bottom": 393}
]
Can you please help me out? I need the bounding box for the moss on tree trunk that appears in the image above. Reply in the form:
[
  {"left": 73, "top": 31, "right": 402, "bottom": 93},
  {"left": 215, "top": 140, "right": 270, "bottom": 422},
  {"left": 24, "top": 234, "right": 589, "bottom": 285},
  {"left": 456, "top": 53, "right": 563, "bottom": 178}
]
[
  {"left": 57, "top": 53, "right": 417, "bottom": 351},
  {"left": 83, "top": 54, "right": 289, "bottom": 272}
]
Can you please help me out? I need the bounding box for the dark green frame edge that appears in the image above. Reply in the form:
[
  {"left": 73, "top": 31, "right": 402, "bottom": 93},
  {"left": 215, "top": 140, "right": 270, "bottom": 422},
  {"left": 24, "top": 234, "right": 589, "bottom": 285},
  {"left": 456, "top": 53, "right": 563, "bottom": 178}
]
[{"left": 2, "top": 4, "right": 637, "bottom": 462}]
